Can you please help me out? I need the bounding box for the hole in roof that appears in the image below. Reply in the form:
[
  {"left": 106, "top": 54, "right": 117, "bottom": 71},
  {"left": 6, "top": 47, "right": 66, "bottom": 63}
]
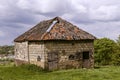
[{"left": 46, "top": 20, "right": 58, "bottom": 32}]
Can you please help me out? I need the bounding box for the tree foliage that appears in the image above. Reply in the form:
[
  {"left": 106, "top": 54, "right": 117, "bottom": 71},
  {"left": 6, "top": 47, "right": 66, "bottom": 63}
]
[
  {"left": 94, "top": 38, "right": 117, "bottom": 65},
  {"left": 112, "top": 35, "right": 120, "bottom": 65},
  {"left": 116, "top": 35, "right": 120, "bottom": 46},
  {"left": 0, "top": 45, "right": 14, "bottom": 54}
]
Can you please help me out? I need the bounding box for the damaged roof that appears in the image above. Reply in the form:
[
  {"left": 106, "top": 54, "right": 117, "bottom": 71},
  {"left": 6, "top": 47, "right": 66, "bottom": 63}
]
[{"left": 14, "top": 17, "right": 96, "bottom": 42}]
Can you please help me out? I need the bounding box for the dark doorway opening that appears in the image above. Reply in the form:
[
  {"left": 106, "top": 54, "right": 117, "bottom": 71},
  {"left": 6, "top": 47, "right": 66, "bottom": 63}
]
[{"left": 83, "top": 51, "right": 89, "bottom": 59}]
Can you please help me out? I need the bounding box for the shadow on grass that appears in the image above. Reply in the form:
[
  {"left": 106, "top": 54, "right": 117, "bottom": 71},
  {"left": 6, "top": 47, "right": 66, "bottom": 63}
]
[
  {"left": 94, "top": 66, "right": 101, "bottom": 69},
  {"left": 19, "top": 64, "right": 51, "bottom": 73}
]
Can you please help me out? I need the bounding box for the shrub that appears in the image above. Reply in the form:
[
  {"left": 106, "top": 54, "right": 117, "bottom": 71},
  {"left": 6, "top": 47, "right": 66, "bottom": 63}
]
[{"left": 94, "top": 38, "right": 117, "bottom": 65}]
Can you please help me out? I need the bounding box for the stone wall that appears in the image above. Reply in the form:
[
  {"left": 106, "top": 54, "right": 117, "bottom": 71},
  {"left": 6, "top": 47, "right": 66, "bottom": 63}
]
[
  {"left": 15, "top": 40, "right": 94, "bottom": 70},
  {"left": 15, "top": 42, "right": 28, "bottom": 61},
  {"left": 28, "top": 42, "right": 45, "bottom": 68},
  {"left": 44, "top": 40, "right": 94, "bottom": 70}
]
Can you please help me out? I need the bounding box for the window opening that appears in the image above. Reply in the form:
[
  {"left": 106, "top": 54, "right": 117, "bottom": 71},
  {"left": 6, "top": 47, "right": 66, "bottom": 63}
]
[
  {"left": 69, "top": 55, "right": 75, "bottom": 60},
  {"left": 37, "top": 56, "right": 41, "bottom": 61}
]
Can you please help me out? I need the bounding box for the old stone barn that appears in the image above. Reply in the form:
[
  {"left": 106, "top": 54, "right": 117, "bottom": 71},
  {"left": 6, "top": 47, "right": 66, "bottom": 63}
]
[{"left": 14, "top": 17, "right": 96, "bottom": 70}]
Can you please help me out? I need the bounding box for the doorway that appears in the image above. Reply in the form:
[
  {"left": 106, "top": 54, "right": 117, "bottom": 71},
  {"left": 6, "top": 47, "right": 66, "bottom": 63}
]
[
  {"left": 82, "top": 51, "right": 90, "bottom": 68},
  {"left": 47, "top": 52, "right": 59, "bottom": 70}
]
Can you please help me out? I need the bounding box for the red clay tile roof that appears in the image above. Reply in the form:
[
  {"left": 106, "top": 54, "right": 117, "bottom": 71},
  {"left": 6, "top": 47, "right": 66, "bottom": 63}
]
[{"left": 14, "top": 17, "right": 96, "bottom": 42}]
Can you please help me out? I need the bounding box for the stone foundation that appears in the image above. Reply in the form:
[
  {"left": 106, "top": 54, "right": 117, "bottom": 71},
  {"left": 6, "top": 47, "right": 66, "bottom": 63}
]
[{"left": 15, "top": 59, "right": 29, "bottom": 66}]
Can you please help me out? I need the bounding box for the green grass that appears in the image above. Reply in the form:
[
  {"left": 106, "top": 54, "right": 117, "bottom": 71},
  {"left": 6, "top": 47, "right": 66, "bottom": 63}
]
[{"left": 0, "top": 65, "right": 120, "bottom": 80}]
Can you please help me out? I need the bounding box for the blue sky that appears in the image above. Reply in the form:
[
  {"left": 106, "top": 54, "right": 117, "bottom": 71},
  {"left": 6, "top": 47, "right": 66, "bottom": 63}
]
[{"left": 0, "top": 0, "right": 120, "bottom": 45}]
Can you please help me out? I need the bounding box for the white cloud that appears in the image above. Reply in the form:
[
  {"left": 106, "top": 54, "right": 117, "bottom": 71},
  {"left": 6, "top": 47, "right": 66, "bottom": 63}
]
[
  {"left": 70, "top": 1, "right": 87, "bottom": 13},
  {"left": 17, "top": 0, "right": 30, "bottom": 10},
  {"left": 77, "top": 21, "right": 120, "bottom": 40},
  {"left": 0, "top": 0, "right": 120, "bottom": 45},
  {"left": 0, "top": 4, "right": 7, "bottom": 18},
  {"left": 17, "top": 0, "right": 70, "bottom": 14},
  {"left": 0, "top": 31, "right": 5, "bottom": 37},
  {"left": 90, "top": 5, "right": 120, "bottom": 21}
]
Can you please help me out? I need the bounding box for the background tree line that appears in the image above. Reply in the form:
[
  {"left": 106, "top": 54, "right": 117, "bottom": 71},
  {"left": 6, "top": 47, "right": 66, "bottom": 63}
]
[
  {"left": 94, "top": 35, "right": 120, "bottom": 66},
  {"left": 0, "top": 45, "right": 14, "bottom": 55}
]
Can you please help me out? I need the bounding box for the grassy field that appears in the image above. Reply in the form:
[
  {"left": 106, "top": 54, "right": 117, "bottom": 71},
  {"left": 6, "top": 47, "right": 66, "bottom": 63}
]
[{"left": 0, "top": 64, "right": 120, "bottom": 80}]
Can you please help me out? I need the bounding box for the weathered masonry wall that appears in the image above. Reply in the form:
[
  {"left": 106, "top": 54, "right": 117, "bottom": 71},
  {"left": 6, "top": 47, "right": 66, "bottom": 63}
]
[
  {"left": 15, "top": 42, "right": 28, "bottom": 62},
  {"left": 15, "top": 40, "right": 94, "bottom": 70},
  {"left": 28, "top": 42, "right": 45, "bottom": 68},
  {"left": 44, "top": 40, "right": 94, "bottom": 70}
]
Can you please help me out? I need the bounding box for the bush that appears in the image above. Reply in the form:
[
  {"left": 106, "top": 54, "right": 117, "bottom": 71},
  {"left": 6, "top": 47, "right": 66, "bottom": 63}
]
[{"left": 94, "top": 38, "right": 117, "bottom": 65}]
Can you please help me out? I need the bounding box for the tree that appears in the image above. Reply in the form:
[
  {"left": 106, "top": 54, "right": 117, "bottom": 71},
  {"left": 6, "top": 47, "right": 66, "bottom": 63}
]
[
  {"left": 112, "top": 35, "right": 120, "bottom": 65},
  {"left": 116, "top": 35, "right": 120, "bottom": 46},
  {"left": 94, "top": 38, "right": 117, "bottom": 65},
  {"left": 0, "top": 45, "right": 14, "bottom": 54}
]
